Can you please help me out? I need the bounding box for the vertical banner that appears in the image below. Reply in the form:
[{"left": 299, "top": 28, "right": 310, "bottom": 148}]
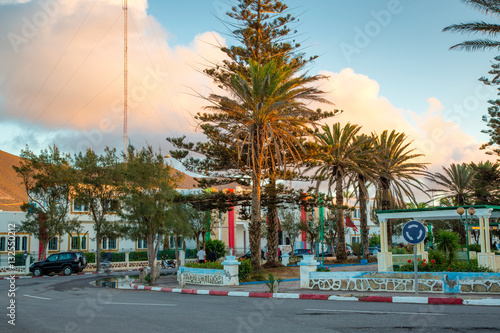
[{"left": 228, "top": 189, "right": 235, "bottom": 249}]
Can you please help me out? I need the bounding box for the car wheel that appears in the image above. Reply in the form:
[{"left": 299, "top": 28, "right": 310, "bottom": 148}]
[
  {"left": 62, "top": 266, "right": 73, "bottom": 276},
  {"left": 33, "top": 267, "right": 43, "bottom": 277}
]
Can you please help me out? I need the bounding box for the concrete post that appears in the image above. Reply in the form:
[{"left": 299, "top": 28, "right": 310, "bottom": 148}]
[
  {"left": 222, "top": 255, "right": 241, "bottom": 286},
  {"left": 377, "top": 220, "right": 393, "bottom": 272},
  {"left": 281, "top": 253, "right": 290, "bottom": 266},
  {"left": 25, "top": 255, "right": 30, "bottom": 275},
  {"left": 179, "top": 250, "right": 186, "bottom": 266},
  {"left": 125, "top": 251, "right": 130, "bottom": 269},
  {"left": 298, "top": 255, "right": 319, "bottom": 289}
]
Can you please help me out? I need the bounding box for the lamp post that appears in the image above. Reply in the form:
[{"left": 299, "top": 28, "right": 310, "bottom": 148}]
[
  {"left": 319, "top": 194, "right": 325, "bottom": 266},
  {"left": 457, "top": 206, "right": 475, "bottom": 263}
]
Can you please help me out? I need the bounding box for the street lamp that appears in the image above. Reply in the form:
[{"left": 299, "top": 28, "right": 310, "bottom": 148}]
[{"left": 457, "top": 206, "right": 475, "bottom": 263}]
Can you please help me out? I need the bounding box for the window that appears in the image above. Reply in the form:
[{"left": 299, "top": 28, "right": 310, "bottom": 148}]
[
  {"left": 102, "top": 237, "right": 117, "bottom": 250},
  {"left": 137, "top": 238, "right": 147, "bottom": 249},
  {"left": 354, "top": 209, "right": 360, "bottom": 219},
  {"left": 46, "top": 254, "right": 58, "bottom": 262},
  {"left": 351, "top": 236, "right": 360, "bottom": 244},
  {"left": 21, "top": 236, "right": 27, "bottom": 251},
  {"left": 0, "top": 236, "right": 5, "bottom": 251},
  {"left": 105, "top": 198, "right": 120, "bottom": 213},
  {"left": 14, "top": 236, "right": 27, "bottom": 251},
  {"left": 70, "top": 235, "right": 88, "bottom": 250},
  {"left": 108, "top": 238, "right": 117, "bottom": 249},
  {"left": 48, "top": 237, "right": 59, "bottom": 251},
  {"left": 81, "top": 236, "right": 87, "bottom": 250},
  {"left": 73, "top": 201, "right": 89, "bottom": 213}
]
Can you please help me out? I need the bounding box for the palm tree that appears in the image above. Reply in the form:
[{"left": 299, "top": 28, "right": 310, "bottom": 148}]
[
  {"left": 443, "top": 0, "right": 500, "bottom": 51},
  {"left": 203, "top": 59, "right": 330, "bottom": 268},
  {"left": 373, "top": 130, "right": 427, "bottom": 248},
  {"left": 308, "top": 123, "right": 372, "bottom": 261},
  {"left": 426, "top": 163, "right": 476, "bottom": 244},
  {"left": 470, "top": 160, "right": 500, "bottom": 204}
]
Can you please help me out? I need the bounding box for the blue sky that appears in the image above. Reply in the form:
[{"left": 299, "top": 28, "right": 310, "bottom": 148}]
[{"left": 0, "top": 0, "right": 498, "bottom": 172}]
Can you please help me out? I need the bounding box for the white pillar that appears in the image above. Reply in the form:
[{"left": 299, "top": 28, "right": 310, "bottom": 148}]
[
  {"left": 281, "top": 253, "right": 290, "bottom": 266},
  {"left": 377, "top": 220, "right": 393, "bottom": 272},
  {"left": 179, "top": 250, "right": 186, "bottom": 266},
  {"left": 485, "top": 217, "right": 491, "bottom": 253},
  {"left": 479, "top": 217, "right": 486, "bottom": 253},
  {"left": 222, "top": 256, "right": 241, "bottom": 286},
  {"left": 298, "top": 255, "right": 319, "bottom": 289},
  {"left": 24, "top": 255, "right": 31, "bottom": 275}
]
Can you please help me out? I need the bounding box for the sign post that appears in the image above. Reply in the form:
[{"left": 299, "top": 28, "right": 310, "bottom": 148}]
[{"left": 402, "top": 220, "right": 427, "bottom": 295}]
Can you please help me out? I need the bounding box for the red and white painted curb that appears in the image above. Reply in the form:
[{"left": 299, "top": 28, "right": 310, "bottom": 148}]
[
  {"left": 0, "top": 268, "right": 142, "bottom": 280},
  {"left": 129, "top": 283, "right": 500, "bottom": 306}
]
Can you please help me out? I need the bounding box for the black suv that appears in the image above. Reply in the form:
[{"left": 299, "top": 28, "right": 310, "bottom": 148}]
[
  {"left": 30, "top": 251, "right": 87, "bottom": 276},
  {"left": 239, "top": 250, "right": 266, "bottom": 260},
  {"left": 289, "top": 249, "right": 312, "bottom": 258}
]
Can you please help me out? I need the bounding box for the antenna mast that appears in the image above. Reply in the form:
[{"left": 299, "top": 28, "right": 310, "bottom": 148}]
[{"left": 123, "top": 0, "right": 128, "bottom": 157}]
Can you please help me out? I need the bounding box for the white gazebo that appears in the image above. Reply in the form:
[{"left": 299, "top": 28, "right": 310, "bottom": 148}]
[{"left": 375, "top": 205, "right": 499, "bottom": 272}]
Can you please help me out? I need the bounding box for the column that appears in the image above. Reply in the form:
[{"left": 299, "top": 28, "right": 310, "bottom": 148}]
[
  {"left": 298, "top": 255, "right": 319, "bottom": 289},
  {"left": 377, "top": 220, "right": 393, "bottom": 272},
  {"left": 222, "top": 256, "right": 241, "bottom": 286},
  {"left": 477, "top": 215, "right": 496, "bottom": 271}
]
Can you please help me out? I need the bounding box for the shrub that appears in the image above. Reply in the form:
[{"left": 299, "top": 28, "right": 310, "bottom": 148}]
[
  {"left": 185, "top": 261, "right": 223, "bottom": 269},
  {"left": 265, "top": 273, "right": 282, "bottom": 293},
  {"left": 428, "top": 250, "right": 447, "bottom": 267},
  {"left": 238, "top": 259, "right": 253, "bottom": 281},
  {"left": 435, "top": 230, "right": 460, "bottom": 265},
  {"left": 316, "top": 265, "right": 330, "bottom": 272},
  {"left": 369, "top": 234, "right": 380, "bottom": 247},
  {"left": 85, "top": 252, "right": 95, "bottom": 263},
  {"left": 14, "top": 253, "right": 33, "bottom": 266},
  {"left": 391, "top": 247, "right": 409, "bottom": 254},
  {"left": 468, "top": 244, "right": 481, "bottom": 252},
  {"left": 205, "top": 239, "right": 227, "bottom": 259},
  {"left": 395, "top": 258, "right": 492, "bottom": 272}
]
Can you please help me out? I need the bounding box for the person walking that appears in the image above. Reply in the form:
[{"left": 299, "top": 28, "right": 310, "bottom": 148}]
[
  {"left": 197, "top": 248, "right": 206, "bottom": 264},
  {"left": 207, "top": 249, "right": 217, "bottom": 262}
]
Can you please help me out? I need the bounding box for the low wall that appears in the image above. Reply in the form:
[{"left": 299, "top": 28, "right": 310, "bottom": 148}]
[
  {"left": 309, "top": 271, "right": 500, "bottom": 294},
  {"left": 177, "top": 266, "right": 226, "bottom": 286}
]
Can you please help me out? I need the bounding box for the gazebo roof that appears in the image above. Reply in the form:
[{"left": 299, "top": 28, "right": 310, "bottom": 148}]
[{"left": 375, "top": 205, "right": 500, "bottom": 221}]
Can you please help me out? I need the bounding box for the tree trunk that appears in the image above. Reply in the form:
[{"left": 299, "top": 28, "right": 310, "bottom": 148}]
[
  {"left": 249, "top": 172, "right": 262, "bottom": 270},
  {"left": 39, "top": 239, "right": 48, "bottom": 261},
  {"left": 335, "top": 175, "right": 347, "bottom": 261},
  {"left": 358, "top": 177, "right": 369, "bottom": 259},
  {"left": 264, "top": 177, "right": 280, "bottom": 268},
  {"left": 147, "top": 233, "right": 156, "bottom": 286},
  {"left": 96, "top": 234, "right": 101, "bottom": 272},
  {"left": 381, "top": 178, "right": 392, "bottom": 249}
]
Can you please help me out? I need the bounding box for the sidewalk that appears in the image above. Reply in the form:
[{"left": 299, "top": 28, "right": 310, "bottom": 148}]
[{"left": 130, "top": 264, "right": 500, "bottom": 307}]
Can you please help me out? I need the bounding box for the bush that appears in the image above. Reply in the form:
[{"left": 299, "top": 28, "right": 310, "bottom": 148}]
[
  {"left": 395, "top": 258, "right": 492, "bottom": 272},
  {"left": 435, "top": 230, "right": 460, "bottom": 265},
  {"left": 316, "top": 265, "right": 330, "bottom": 272},
  {"left": 391, "top": 247, "right": 409, "bottom": 254},
  {"left": 468, "top": 244, "right": 481, "bottom": 252},
  {"left": 129, "top": 251, "right": 148, "bottom": 261},
  {"left": 85, "top": 252, "right": 95, "bottom": 263},
  {"left": 205, "top": 239, "right": 227, "bottom": 259},
  {"left": 14, "top": 253, "right": 33, "bottom": 266},
  {"left": 185, "top": 261, "right": 223, "bottom": 269},
  {"left": 369, "top": 234, "right": 380, "bottom": 247},
  {"left": 428, "top": 250, "right": 447, "bottom": 267},
  {"left": 238, "top": 259, "right": 253, "bottom": 281}
]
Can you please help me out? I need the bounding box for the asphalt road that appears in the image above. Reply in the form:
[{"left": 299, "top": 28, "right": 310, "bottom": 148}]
[{"left": 1, "top": 273, "right": 499, "bottom": 333}]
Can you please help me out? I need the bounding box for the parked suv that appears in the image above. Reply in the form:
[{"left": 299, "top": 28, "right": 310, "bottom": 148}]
[
  {"left": 289, "top": 249, "right": 312, "bottom": 258},
  {"left": 29, "top": 251, "right": 87, "bottom": 276}
]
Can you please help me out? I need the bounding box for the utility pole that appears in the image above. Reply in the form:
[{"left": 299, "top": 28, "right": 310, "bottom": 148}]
[{"left": 123, "top": 0, "right": 128, "bottom": 157}]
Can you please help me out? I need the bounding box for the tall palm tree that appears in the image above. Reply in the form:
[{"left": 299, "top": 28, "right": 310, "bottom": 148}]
[
  {"left": 373, "top": 130, "right": 427, "bottom": 248},
  {"left": 350, "top": 134, "right": 378, "bottom": 259},
  {"left": 443, "top": 0, "right": 500, "bottom": 51},
  {"left": 308, "top": 123, "right": 372, "bottom": 261},
  {"left": 203, "top": 59, "right": 330, "bottom": 268},
  {"left": 426, "top": 163, "right": 476, "bottom": 244}
]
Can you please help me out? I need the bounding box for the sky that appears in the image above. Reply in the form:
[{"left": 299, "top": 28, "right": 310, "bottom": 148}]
[{"left": 0, "top": 0, "right": 499, "bottom": 178}]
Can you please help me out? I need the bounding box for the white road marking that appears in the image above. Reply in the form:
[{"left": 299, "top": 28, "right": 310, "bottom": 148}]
[
  {"left": 305, "top": 309, "right": 445, "bottom": 316},
  {"left": 103, "top": 302, "right": 176, "bottom": 306},
  {"left": 24, "top": 295, "right": 52, "bottom": 300}
]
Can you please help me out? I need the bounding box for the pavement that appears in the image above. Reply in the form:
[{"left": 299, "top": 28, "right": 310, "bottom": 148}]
[{"left": 129, "top": 263, "right": 500, "bottom": 307}]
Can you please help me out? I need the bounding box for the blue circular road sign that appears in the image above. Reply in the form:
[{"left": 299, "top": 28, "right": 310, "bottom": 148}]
[{"left": 402, "top": 220, "right": 427, "bottom": 245}]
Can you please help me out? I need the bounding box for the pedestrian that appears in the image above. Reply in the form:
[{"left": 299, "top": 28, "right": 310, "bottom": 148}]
[
  {"left": 197, "top": 248, "right": 206, "bottom": 264},
  {"left": 208, "top": 249, "right": 217, "bottom": 262}
]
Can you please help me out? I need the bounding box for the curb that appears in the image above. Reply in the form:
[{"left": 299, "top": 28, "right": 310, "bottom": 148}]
[
  {"left": 0, "top": 268, "right": 142, "bottom": 280},
  {"left": 128, "top": 282, "right": 500, "bottom": 306}
]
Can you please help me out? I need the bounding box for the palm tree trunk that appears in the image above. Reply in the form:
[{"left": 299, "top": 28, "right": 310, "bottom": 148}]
[
  {"left": 381, "top": 178, "right": 392, "bottom": 249},
  {"left": 264, "top": 176, "right": 280, "bottom": 268},
  {"left": 358, "top": 176, "right": 369, "bottom": 259},
  {"left": 335, "top": 175, "right": 347, "bottom": 261},
  {"left": 249, "top": 173, "right": 262, "bottom": 270}
]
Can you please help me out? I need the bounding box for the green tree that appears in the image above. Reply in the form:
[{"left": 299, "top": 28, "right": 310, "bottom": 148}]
[
  {"left": 443, "top": 0, "right": 500, "bottom": 51},
  {"left": 435, "top": 230, "right": 461, "bottom": 265},
  {"left": 373, "top": 130, "right": 427, "bottom": 248},
  {"left": 202, "top": 59, "right": 330, "bottom": 269},
  {"left": 470, "top": 161, "right": 500, "bottom": 204},
  {"left": 119, "top": 146, "right": 181, "bottom": 285},
  {"left": 308, "top": 123, "right": 373, "bottom": 260},
  {"left": 13, "top": 145, "right": 78, "bottom": 260},
  {"left": 73, "top": 147, "right": 122, "bottom": 272},
  {"left": 426, "top": 163, "right": 476, "bottom": 244},
  {"left": 279, "top": 208, "right": 301, "bottom": 255}
]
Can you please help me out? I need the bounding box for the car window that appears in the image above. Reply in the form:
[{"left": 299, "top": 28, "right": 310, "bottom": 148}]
[
  {"left": 46, "top": 255, "right": 59, "bottom": 262},
  {"left": 59, "top": 253, "right": 73, "bottom": 260}
]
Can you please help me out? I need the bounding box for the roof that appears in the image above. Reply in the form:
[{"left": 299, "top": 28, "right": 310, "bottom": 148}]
[
  {"left": 0, "top": 150, "right": 27, "bottom": 211},
  {"left": 375, "top": 205, "right": 500, "bottom": 221}
]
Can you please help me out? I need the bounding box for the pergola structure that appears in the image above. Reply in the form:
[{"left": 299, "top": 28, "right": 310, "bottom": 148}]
[{"left": 375, "top": 205, "right": 500, "bottom": 272}]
